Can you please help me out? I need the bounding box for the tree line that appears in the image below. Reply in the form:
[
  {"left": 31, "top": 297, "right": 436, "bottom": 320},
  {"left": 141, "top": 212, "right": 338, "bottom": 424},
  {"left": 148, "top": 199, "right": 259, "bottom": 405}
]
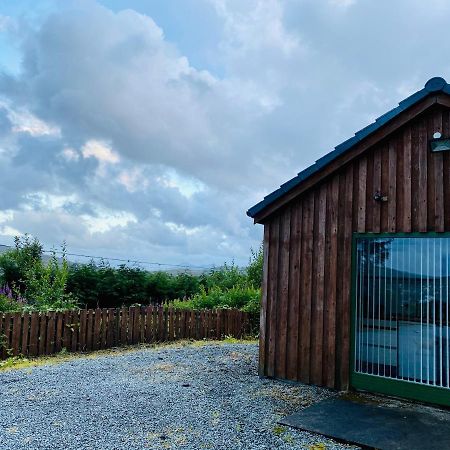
[{"left": 0, "top": 235, "right": 262, "bottom": 316}]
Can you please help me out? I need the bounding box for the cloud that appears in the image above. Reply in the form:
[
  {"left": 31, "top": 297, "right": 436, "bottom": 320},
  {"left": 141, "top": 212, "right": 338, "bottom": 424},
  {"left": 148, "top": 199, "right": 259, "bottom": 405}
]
[{"left": 0, "top": 0, "right": 449, "bottom": 266}]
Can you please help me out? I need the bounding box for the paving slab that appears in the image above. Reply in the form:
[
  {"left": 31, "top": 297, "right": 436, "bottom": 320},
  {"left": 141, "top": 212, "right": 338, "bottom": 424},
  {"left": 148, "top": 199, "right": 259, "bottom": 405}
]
[{"left": 280, "top": 393, "right": 450, "bottom": 450}]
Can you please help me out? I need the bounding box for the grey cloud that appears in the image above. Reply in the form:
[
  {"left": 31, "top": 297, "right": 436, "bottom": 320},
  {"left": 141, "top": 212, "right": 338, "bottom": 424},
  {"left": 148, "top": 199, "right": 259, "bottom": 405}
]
[{"left": 1, "top": 0, "right": 449, "bottom": 265}]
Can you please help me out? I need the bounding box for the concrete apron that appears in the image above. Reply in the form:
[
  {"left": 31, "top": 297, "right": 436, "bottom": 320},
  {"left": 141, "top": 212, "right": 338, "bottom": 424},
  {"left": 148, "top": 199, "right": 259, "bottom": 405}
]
[{"left": 279, "top": 392, "right": 450, "bottom": 450}]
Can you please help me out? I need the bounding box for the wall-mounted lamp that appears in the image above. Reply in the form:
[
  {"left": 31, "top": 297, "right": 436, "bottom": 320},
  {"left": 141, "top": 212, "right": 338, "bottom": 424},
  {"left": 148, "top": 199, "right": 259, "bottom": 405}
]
[
  {"left": 430, "top": 131, "right": 450, "bottom": 152},
  {"left": 374, "top": 191, "right": 388, "bottom": 202}
]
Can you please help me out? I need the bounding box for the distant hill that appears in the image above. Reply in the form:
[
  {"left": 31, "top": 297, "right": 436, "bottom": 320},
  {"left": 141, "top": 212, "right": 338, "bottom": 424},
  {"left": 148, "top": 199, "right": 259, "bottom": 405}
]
[
  {"left": 0, "top": 244, "right": 10, "bottom": 255},
  {"left": 0, "top": 244, "right": 59, "bottom": 264}
]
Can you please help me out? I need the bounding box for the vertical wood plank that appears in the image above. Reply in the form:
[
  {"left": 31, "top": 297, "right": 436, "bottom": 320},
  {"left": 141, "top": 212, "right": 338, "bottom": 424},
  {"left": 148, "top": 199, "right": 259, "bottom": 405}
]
[
  {"left": 275, "top": 207, "right": 291, "bottom": 379},
  {"left": 286, "top": 202, "right": 302, "bottom": 381},
  {"left": 323, "top": 175, "right": 339, "bottom": 388},
  {"left": 145, "top": 306, "right": 153, "bottom": 342},
  {"left": 169, "top": 307, "right": 174, "bottom": 341},
  {"left": 266, "top": 216, "right": 280, "bottom": 378},
  {"left": 433, "top": 111, "right": 444, "bottom": 232},
  {"left": 427, "top": 114, "right": 436, "bottom": 231},
  {"left": 21, "top": 313, "right": 30, "bottom": 356},
  {"left": 134, "top": 307, "right": 141, "bottom": 344},
  {"left": 99, "top": 309, "right": 107, "bottom": 349},
  {"left": 418, "top": 120, "right": 428, "bottom": 231},
  {"left": 54, "top": 312, "right": 63, "bottom": 353},
  {"left": 107, "top": 309, "right": 114, "bottom": 347},
  {"left": 388, "top": 140, "right": 397, "bottom": 232},
  {"left": 2, "top": 313, "right": 11, "bottom": 358},
  {"left": 365, "top": 153, "right": 374, "bottom": 231},
  {"left": 357, "top": 156, "right": 367, "bottom": 232},
  {"left": 120, "top": 307, "right": 128, "bottom": 345},
  {"left": 79, "top": 310, "right": 87, "bottom": 351},
  {"left": 372, "top": 149, "right": 381, "bottom": 232},
  {"left": 310, "top": 184, "right": 327, "bottom": 385},
  {"left": 403, "top": 125, "right": 412, "bottom": 231},
  {"left": 381, "top": 144, "right": 390, "bottom": 232},
  {"left": 38, "top": 312, "right": 47, "bottom": 355},
  {"left": 28, "top": 312, "right": 39, "bottom": 356},
  {"left": 443, "top": 110, "right": 450, "bottom": 230},
  {"left": 11, "top": 313, "right": 22, "bottom": 356},
  {"left": 62, "top": 310, "right": 71, "bottom": 351},
  {"left": 299, "top": 194, "right": 314, "bottom": 382},
  {"left": 86, "top": 309, "right": 94, "bottom": 351},
  {"left": 45, "top": 312, "right": 55, "bottom": 355},
  {"left": 93, "top": 308, "right": 101, "bottom": 350},
  {"left": 259, "top": 224, "right": 270, "bottom": 376},
  {"left": 71, "top": 310, "right": 79, "bottom": 352},
  {"left": 216, "top": 309, "right": 222, "bottom": 340},
  {"left": 339, "top": 165, "right": 353, "bottom": 389},
  {"left": 158, "top": 307, "right": 165, "bottom": 341}
]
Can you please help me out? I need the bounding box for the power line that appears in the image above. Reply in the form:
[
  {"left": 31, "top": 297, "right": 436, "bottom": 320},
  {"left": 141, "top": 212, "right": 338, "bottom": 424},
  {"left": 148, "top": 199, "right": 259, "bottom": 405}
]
[
  {"left": 0, "top": 242, "right": 217, "bottom": 271},
  {"left": 42, "top": 249, "right": 214, "bottom": 271}
]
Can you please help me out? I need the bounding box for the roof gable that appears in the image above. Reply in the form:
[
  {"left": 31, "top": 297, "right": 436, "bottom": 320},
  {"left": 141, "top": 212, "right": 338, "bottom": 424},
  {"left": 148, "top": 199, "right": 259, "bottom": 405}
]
[{"left": 247, "top": 77, "right": 450, "bottom": 222}]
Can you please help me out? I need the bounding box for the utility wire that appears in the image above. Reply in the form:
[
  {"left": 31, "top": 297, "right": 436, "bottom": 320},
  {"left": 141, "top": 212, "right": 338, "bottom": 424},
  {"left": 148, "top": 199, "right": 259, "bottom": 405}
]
[
  {"left": 1, "top": 242, "right": 217, "bottom": 271},
  {"left": 42, "top": 249, "right": 214, "bottom": 271}
]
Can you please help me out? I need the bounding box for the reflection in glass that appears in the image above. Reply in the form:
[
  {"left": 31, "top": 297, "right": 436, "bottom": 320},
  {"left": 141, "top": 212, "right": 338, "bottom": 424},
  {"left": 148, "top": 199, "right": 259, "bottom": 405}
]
[{"left": 354, "top": 237, "right": 449, "bottom": 388}]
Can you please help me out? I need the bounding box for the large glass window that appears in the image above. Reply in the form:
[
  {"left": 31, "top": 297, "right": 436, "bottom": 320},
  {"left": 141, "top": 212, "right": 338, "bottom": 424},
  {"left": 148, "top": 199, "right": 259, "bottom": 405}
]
[{"left": 354, "top": 236, "right": 449, "bottom": 388}]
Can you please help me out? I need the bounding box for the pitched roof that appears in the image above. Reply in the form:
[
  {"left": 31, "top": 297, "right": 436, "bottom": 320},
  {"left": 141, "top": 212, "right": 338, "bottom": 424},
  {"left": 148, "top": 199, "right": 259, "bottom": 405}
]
[{"left": 247, "top": 76, "right": 450, "bottom": 220}]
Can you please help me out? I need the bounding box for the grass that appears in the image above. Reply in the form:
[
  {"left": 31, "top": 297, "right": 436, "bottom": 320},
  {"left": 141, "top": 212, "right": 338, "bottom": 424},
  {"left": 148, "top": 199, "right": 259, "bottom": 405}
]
[{"left": 0, "top": 338, "right": 258, "bottom": 372}]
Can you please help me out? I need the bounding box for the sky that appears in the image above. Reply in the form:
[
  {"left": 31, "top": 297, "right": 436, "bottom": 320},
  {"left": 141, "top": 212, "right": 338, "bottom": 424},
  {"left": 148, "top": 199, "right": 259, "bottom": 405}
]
[{"left": 0, "top": 0, "right": 450, "bottom": 269}]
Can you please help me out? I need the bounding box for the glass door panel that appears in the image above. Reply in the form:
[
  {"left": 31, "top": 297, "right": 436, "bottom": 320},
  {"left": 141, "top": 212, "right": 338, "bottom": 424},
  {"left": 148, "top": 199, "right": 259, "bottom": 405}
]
[{"left": 354, "top": 237, "right": 450, "bottom": 389}]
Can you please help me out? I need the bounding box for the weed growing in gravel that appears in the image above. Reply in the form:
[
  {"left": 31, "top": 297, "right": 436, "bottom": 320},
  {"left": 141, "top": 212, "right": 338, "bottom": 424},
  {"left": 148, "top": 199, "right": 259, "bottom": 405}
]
[
  {"left": 0, "top": 339, "right": 257, "bottom": 371},
  {"left": 309, "top": 443, "right": 327, "bottom": 450},
  {"left": 272, "top": 424, "right": 286, "bottom": 436}
]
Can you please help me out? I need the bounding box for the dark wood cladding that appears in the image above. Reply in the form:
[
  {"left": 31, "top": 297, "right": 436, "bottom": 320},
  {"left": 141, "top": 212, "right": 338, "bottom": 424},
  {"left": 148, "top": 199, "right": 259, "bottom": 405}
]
[{"left": 259, "top": 105, "right": 450, "bottom": 390}]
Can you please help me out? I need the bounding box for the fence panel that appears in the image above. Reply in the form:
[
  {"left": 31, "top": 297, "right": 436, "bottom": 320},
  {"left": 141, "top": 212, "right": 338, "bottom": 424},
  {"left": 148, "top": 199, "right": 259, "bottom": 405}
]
[{"left": 0, "top": 307, "right": 250, "bottom": 360}]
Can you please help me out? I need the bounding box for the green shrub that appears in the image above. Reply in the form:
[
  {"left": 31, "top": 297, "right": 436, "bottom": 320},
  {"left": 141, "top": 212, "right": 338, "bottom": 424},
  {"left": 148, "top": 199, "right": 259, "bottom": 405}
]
[
  {"left": 246, "top": 245, "right": 263, "bottom": 289},
  {"left": 0, "top": 294, "right": 23, "bottom": 313},
  {"left": 0, "top": 236, "right": 77, "bottom": 312}
]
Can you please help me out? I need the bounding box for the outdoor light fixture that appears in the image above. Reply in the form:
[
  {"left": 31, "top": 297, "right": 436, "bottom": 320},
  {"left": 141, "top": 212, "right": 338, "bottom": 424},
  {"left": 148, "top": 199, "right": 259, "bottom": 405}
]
[
  {"left": 373, "top": 191, "right": 388, "bottom": 202},
  {"left": 430, "top": 131, "right": 450, "bottom": 152}
]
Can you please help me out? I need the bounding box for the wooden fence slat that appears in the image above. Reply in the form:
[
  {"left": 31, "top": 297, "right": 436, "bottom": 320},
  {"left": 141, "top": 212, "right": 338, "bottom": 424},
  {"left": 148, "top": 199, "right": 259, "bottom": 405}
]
[
  {"left": 1, "top": 313, "right": 11, "bottom": 358},
  {"left": 86, "top": 310, "right": 94, "bottom": 351},
  {"left": 119, "top": 307, "right": 127, "bottom": 345},
  {"left": 38, "top": 313, "right": 47, "bottom": 355},
  {"left": 11, "top": 313, "right": 22, "bottom": 356},
  {"left": 205, "top": 310, "right": 210, "bottom": 339},
  {"left": 71, "top": 310, "right": 79, "bottom": 352},
  {"left": 145, "top": 306, "right": 152, "bottom": 342},
  {"left": 54, "top": 312, "right": 63, "bottom": 352},
  {"left": 62, "top": 310, "right": 71, "bottom": 351},
  {"left": 93, "top": 308, "right": 101, "bottom": 350},
  {"left": 100, "top": 309, "right": 108, "bottom": 349},
  {"left": 158, "top": 307, "right": 164, "bottom": 341},
  {"left": 79, "top": 310, "right": 87, "bottom": 351},
  {"left": 28, "top": 312, "right": 39, "bottom": 356},
  {"left": 138, "top": 308, "right": 144, "bottom": 343},
  {"left": 132, "top": 307, "right": 140, "bottom": 344},
  {"left": 46, "top": 312, "right": 55, "bottom": 355},
  {"left": 128, "top": 307, "right": 135, "bottom": 344},
  {"left": 168, "top": 308, "right": 174, "bottom": 341},
  {"left": 21, "top": 313, "right": 30, "bottom": 356},
  {"left": 179, "top": 309, "right": 186, "bottom": 339},
  {"left": 107, "top": 309, "right": 114, "bottom": 347}
]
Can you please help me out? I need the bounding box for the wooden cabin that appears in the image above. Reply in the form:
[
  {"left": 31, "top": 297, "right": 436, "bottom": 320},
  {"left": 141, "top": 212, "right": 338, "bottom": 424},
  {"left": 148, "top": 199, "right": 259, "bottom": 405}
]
[{"left": 247, "top": 77, "right": 450, "bottom": 407}]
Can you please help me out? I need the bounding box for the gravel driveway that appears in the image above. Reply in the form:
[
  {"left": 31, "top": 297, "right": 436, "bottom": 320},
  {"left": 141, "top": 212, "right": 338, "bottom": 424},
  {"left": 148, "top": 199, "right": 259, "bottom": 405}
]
[{"left": 0, "top": 342, "right": 357, "bottom": 450}]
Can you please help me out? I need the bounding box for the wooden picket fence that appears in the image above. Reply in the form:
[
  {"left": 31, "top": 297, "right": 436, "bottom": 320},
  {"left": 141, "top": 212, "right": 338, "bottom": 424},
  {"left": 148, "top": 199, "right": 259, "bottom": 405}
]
[{"left": 0, "top": 306, "right": 250, "bottom": 359}]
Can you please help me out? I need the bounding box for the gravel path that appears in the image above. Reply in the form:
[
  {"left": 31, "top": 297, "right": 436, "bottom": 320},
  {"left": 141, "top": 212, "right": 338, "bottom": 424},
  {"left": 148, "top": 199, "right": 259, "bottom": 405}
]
[{"left": 0, "top": 342, "right": 358, "bottom": 450}]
